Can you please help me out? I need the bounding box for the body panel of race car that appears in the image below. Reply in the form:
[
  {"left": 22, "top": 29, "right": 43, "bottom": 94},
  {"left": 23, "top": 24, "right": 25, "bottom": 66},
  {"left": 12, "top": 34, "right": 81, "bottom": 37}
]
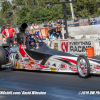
[
  {"left": 10, "top": 44, "right": 100, "bottom": 74},
  {"left": 12, "top": 44, "right": 78, "bottom": 72},
  {"left": 87, "top": 57, "right": 100, "bottom": 74}
]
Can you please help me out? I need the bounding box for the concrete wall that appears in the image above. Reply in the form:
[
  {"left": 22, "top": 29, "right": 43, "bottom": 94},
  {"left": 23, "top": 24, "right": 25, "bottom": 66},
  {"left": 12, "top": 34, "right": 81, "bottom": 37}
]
[{"left": 68, "top": 24, "right": 100, "bottom": 39}]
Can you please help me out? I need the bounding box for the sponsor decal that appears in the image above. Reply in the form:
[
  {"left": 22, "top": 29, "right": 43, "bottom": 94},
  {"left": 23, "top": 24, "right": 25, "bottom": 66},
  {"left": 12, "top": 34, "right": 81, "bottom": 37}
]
[
  {"left": 24, "top": 54, "right": 29, "bottom": 60},
  {"left": 20, "top": 62, "right": 24, "bottom": 65},
  {"left": 24, "top": 61, "right": 31, "bottom": 67},
  {"left": 24, "top": 54, "right": 28, "bottom": 57},
  {"left": 31, "top": 64, "right": 34, "bottom": 66},
  {"left": 29, "top": 60, "right": 34, "bottom": 63},
  {"left": 94, "top": 65, "right": 100, "bottom": 69},
  {"left": 17, "top": 63, "right": 20, "bottom": 69},
  {"left": 54, "top": 43, "right": 58, "bottom": 50},
  {"left": 24, "top": 57, "right": 29, "bottom": 60},
  {"left": 90, "top": 64, "right": 97, "bottom": 72},
  {"left": 24, "top": 60, "right": 29, "bottom": 62},
  {"left": 39, "top": 65, "right": 49, "bottom": 69},
  {"left": 32, "top": 64, "right": 38, "bottom": 67},
  {"left": 90, "top": 67, "right": 99, "bottom": 73},
  {"left": 47, "top": 62, "right": 50, "bottom": 65},
  {"left": 30, "top": 63, "right": 40, "bottom": 69},
  {"left": 70, "top": 46, "right": 91, "bottom": 52},
  {"left": 90, "top": 68, "right": 94, "bottom": 72},
  {"left": 19, "top": 59, "right": 23, "bottom": 62},
  {"left": 24, "top": 62, "right": 31, "bottom": 68},
  {"left": 20, "top": 63, "right": 24, "bottom": 69},
  {"left": 69, "top": 65, "right": 77, "bottom": 71},
  {"left": 40, "top": 66, "right": 43, "bottom": 70},
  {"left": 59, "top": 63, "right": 67, "bottom": 70},
  {"left": 32, "top": 66, "right": 38, "bottom": 68},
  {"left": 25, "top": 66, "right": 32, "bottom": 69},
  {"left": 34, "top": 61, "right": 39, "bottom": 64},
  {"left": 25, "top": 61, "right": 30, "bottom": 64},
  {"left": 43, "top": 68, "right": 51, "bottom": 71},
  {"left": 24, "top": 63, "right": 30, "bottom": 66},
  {"left": 30, "top": 62, "right": 34, "bottom": 64},
  {"left": 61, "top": 40, "right": 92, "bottom": 53},
  {"left": 45, "top": 62, "right": 50, "bottom": 67},
  {"left": 61, "top": 41, "right": 68, "bottom": 52},
  {"left": 21, "top": 45, "right": 26, "bottom": 49},
  {"left": 50, "top": 68, "right": 56, "bottom": 71},
  {"left": 69, "top": 41, "right": 91, "bottom": 52}
]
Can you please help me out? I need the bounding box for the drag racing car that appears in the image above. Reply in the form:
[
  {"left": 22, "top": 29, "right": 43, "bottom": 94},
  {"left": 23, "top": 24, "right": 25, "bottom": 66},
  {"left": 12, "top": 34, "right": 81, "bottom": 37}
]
[{"left": 0, "top": 23, "right": 100, "bottom": 78}]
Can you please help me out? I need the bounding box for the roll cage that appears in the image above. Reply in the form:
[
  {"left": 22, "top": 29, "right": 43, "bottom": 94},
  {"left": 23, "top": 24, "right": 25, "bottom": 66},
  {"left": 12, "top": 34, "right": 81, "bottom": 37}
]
[{"left": 23, "top": 34, "right": 48, "bottom": 50}]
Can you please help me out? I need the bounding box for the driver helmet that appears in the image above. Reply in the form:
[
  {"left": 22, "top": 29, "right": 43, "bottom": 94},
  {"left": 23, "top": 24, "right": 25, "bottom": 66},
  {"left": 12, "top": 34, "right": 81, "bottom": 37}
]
[{"left": 29, "top": 38, "right": 36, "bottom": 44}]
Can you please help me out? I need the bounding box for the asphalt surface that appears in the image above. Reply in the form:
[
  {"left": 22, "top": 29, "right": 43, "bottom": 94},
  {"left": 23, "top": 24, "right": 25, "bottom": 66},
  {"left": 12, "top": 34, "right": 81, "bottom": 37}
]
[{"left": 0, "top": 70, "right": 100, "bottom": 100}]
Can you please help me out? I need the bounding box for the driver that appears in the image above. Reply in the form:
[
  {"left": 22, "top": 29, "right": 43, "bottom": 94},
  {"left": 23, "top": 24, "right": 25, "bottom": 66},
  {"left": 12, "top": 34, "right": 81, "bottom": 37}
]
[{"left": 29, "top": 38, "right": 37, "bottom": 50}]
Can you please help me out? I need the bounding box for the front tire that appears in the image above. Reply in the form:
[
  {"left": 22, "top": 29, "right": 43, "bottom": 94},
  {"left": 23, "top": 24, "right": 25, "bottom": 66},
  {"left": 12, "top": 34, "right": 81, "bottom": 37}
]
[{"left": 77, "top": 55, "right": 90, "bottom": 78}]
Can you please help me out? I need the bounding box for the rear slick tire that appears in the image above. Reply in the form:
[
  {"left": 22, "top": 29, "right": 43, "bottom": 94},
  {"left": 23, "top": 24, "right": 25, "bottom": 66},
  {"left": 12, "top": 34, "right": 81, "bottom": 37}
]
[{"left": 0, "top": 46, "right": 6, "bottom": 69}]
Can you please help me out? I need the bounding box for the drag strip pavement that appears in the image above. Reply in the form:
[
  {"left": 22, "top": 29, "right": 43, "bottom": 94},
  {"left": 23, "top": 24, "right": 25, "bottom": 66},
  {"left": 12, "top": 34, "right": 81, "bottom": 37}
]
[{"left": 0, "top": 70, "right": 100, "bottom": 100}]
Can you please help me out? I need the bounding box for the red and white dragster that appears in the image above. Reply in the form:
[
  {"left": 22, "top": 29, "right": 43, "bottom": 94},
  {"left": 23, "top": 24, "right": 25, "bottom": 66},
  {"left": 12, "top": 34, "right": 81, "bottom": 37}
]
[
  {"left": 9, "top": 34, "right": 100, "bottom": 78},
  {"left": 1, "top": 23, "right": 100, "bottom": 78}
]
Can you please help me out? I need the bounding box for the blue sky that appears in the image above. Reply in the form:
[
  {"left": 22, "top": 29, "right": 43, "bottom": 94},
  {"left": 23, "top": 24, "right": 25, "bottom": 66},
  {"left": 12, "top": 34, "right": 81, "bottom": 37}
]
[{"left": 8, "top": 0, "right": 12, "bottom": 3}]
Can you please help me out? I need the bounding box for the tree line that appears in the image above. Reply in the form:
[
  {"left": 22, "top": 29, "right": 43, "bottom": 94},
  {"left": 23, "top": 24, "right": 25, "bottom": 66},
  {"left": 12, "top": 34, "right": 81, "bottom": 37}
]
[{"left": 0, "top": 0, "right": 100, "bottom": 27}]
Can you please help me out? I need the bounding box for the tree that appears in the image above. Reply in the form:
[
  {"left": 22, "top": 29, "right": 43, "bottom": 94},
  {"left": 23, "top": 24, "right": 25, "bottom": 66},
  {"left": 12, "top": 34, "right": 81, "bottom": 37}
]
[
  {"left": 0, "top": 17, "right": 4, "bottom": 27},
  {"left": 0, "top": 0, "right": 13, "bottom": 24},
  {"left": 0, "top": 0, "right": 100, "bottom": 26},
  {"left": 73, "top": 0, "right": 98, "bottom": 18}
]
